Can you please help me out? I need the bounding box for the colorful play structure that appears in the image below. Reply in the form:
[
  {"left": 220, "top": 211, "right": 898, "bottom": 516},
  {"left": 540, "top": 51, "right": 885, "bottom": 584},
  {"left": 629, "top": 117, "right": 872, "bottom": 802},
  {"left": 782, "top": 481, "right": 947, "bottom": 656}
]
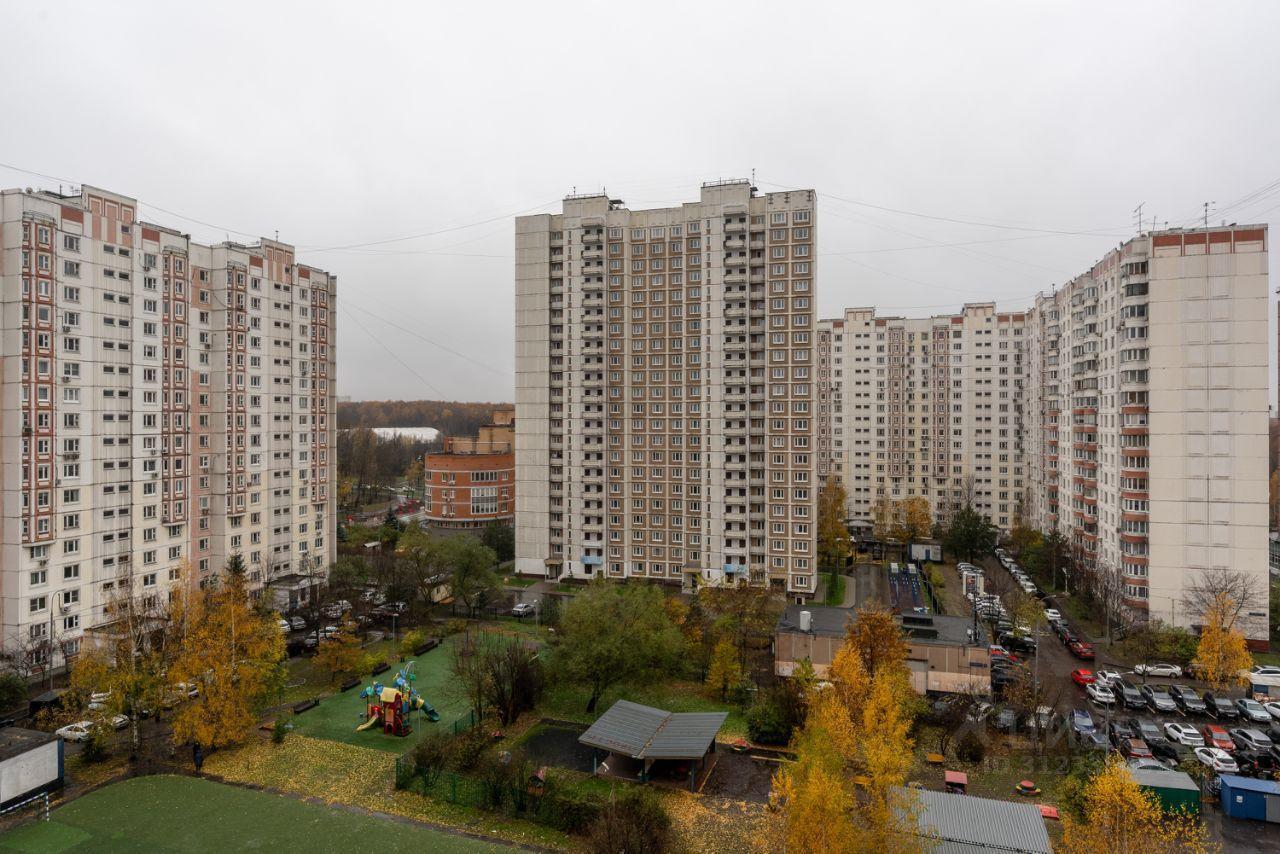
[{"left": 355, "top": 662, "right": 439, "bottom": 737}]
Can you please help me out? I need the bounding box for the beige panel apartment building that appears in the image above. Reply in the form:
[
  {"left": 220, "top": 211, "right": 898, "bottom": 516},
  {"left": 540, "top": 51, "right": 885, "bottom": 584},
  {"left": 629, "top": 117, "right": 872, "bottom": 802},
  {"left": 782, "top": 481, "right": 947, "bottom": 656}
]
[
  {"left": 0, "top": 185, "right": 337, "bottom": 673},
  {"left": 817, "top": 304, "right": 1028, "bottom": 534},
  {"left": 1026, "top": 226, "right": 1270, "bottom": 643},
  {"left": 515, "top": 181, "right": 818, "bottom": 598}
]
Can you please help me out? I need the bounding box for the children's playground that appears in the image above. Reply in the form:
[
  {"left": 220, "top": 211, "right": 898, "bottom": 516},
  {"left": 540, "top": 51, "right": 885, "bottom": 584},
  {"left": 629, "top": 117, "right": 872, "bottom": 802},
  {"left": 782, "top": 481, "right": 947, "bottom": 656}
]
[{"left": 288, "top": 633, "right": 473, "bottom": 752}]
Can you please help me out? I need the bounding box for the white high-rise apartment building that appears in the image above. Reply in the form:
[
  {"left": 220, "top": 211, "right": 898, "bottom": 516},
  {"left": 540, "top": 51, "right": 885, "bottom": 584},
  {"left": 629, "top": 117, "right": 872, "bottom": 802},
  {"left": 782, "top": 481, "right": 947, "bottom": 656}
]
[
  {"left": 817, "top": 304, "right": 1028, "bottom": 534},
  {"left": 515, "top": 181, "right": 818, "bottom": 599},
  {"left": 0, "top": 185, "right": 337, "bottom": 673},
  {"left": 1026, "top": 225, "right": 1269, "bottom": 643},
  {"left": 817, "top": 225, "right": 1269, "bottom": 643}
]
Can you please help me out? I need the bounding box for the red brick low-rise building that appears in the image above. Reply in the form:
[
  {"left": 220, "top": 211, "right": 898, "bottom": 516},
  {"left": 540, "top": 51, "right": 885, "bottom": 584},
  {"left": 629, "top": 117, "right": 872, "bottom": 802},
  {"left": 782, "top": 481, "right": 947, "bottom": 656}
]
[{"left": 423, "top": 409, "right": 514, "bottom": 528}]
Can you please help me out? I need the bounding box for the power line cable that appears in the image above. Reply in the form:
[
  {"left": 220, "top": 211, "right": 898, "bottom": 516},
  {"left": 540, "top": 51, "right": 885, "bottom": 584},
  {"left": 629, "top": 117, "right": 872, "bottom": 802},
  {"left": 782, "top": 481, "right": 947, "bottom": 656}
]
[
  {"left": 339, "top": 304, "right": 445, "bottom": 397},
  {"left": 342, "top": 301, "right": 511, "bottom": 378}
]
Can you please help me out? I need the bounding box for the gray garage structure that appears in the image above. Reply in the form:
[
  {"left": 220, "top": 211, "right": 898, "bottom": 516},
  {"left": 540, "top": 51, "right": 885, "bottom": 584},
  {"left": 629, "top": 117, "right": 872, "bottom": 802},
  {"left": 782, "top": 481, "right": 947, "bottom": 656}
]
[{"left": 578, "top": 699, "right": 727, "bottom": 791}]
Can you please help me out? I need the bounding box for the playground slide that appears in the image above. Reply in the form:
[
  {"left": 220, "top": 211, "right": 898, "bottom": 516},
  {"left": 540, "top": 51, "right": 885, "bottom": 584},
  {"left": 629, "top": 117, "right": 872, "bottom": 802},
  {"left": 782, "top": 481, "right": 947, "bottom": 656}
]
[{"left": 356, "top": 713, "right": 381, "bottom": 732}]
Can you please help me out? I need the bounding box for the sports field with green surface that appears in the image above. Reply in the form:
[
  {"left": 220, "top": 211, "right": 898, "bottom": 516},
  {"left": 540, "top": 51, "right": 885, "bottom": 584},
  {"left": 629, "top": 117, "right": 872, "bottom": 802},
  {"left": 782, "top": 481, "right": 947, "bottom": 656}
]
[{"left": 0, "top": 776, "right": 508, "bottom": 852}]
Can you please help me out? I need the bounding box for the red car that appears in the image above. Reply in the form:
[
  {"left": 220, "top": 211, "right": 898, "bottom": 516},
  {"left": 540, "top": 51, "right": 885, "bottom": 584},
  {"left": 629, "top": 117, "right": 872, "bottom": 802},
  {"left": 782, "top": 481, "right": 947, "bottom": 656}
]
[
  {"left": 989, "top": 645, "right": 1020, "bottom": 663},
  {"left": 1068, "top": 640, "right": 1095, "bottom": 660},
  {"left": 1071, "top": 669, "right": 1095, "bottom": 687},
  {"left": 1202, "top": 724, "right": 1236, "bottom": 752}
]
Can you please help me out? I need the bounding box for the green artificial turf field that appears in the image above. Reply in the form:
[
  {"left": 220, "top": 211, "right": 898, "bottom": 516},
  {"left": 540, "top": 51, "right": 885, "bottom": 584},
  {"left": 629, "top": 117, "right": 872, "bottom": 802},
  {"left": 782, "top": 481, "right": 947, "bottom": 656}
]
[
  {"left": 0, "top": 775, "right": 507, "bottom": 852},
  {"left": 288, "top": 633, "right": 492, "bottom": 752}
]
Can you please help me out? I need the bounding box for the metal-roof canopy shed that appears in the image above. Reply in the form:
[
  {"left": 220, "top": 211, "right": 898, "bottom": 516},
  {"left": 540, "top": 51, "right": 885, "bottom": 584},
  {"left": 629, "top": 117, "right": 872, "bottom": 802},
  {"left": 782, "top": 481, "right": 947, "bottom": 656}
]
[
  {"left": 578, "top": 700, "right": 728, "bottom": 791},
  {"left": 900, "top": 787, "right": 1052, "bottom": 853}
]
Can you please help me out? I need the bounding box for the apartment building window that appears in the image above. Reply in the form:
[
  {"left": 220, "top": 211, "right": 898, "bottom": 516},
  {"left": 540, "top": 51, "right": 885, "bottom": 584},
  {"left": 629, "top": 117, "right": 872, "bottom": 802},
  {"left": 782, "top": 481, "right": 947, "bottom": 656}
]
[{"left": 29, "top": 596, "right": 46, "bottom": 613}]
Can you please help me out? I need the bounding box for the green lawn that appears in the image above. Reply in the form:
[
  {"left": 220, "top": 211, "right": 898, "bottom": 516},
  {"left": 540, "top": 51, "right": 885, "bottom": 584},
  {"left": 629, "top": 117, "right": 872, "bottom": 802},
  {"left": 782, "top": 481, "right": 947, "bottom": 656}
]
[
  {"left": 288, "top": 635, "right": 475, "bottom": 751},
  {"left": 822, "top": 573, "right": 846, "bottom": 606},
  {"left": 0, "top": 775, "right": 507, "bottom": 852}
]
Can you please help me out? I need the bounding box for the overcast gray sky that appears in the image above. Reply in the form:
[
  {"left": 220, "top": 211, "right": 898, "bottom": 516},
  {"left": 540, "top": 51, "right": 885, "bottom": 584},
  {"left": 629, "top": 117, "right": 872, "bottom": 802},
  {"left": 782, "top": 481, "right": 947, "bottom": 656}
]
[{"left": 3, "top": 1, "right": 1278, "bottom": 406}]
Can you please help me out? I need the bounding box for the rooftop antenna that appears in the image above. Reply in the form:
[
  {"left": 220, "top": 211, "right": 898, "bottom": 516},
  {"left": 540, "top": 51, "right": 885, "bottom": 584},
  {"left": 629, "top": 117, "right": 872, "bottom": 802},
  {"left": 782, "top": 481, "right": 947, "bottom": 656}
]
[
  {"left": 1203, "top": 201, "right": 1215, "bottom": 231},
  {"left": 1133, "top": 202, "right": 1144, "bottom": 234}
]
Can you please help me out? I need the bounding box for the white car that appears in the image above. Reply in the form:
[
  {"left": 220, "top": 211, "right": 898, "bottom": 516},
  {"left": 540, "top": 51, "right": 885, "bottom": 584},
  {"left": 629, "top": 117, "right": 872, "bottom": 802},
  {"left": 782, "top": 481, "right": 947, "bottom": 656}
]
[
  {"left": 1194, "top": 746, "right": 1239, "bottom": 774},
  {"left": 109, "top": 714, "right": 130, "bottom": 730},
  {"left": 1133, "top": 663, "right": 1183, "bottom": 678},
  {"left": 1165, "top": 722, "right": 1204, "bottom": 747},
  {"left": 56, "top": 721, "right": 96, "bottom": 742},
  {"left": 1264, "top": 702, "right": 1280, "bottom": 722},
  {"left": 1085, "top": 684, "right": 1115, "bottom": 705},
  {"left": 88, "top": 691, "right": 112, "bottom": 711},
  {"left": 1250, "top": 665, "right": 1280, "bottom": 677},
  {"left": 511, "top": 602, "right": 535, "bottom": 618},
  {"left": 277, "top": 618, "right": 291, "bottom": 633},
  {"left": 1044, "top": 609, "right": 1062, "bottom": 622},
  {"left": 1094, "top": 670, "right": 1123, "bottom": 688}
]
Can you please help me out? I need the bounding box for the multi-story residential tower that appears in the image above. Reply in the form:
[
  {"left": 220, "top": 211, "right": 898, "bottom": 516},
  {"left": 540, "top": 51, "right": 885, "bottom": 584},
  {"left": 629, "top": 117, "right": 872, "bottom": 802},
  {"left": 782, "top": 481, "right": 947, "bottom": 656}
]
[
  {"left": 816, "top": 304, "right": 1028, "bottom": 535},
  {"left": 515, "top": 181, "right": 818, "bottom": 599},
  {"left": 1026, "top": 225, "right": 1269, "bottom": 644},
  {"left": 0, "top": 185, "right": 337, "bottom": 674}
]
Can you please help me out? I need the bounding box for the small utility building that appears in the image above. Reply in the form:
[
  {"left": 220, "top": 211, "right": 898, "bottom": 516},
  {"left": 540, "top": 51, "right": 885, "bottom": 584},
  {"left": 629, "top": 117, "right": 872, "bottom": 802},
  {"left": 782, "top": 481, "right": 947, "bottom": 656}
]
[
  {"left": 1220, "top": 774, "right": 1280, "bottom": 823},
  {"left": 0, "top": 728, "right": 63, "bottom": 810},
  {"left": 578, "top": 700, "right": 727, "bottom": 791},
  {"left": 902, "top": 787, "right": 1052, "bottom": 853}
]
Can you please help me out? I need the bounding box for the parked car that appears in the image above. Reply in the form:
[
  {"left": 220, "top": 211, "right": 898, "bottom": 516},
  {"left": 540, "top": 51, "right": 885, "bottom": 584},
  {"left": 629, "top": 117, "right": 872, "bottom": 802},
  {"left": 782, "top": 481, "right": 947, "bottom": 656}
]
[
  {"left": 109, "top": 714, "right": 130, "bottom": 731},
  {"left": 511, "top": 602, "right": 535, "bottom": 618},
  {"left": 1116, "top": 681, "right": 1147, "bottom": 710},
  {"left": 1229, "top": 728, "right": 1274, "bottom": 751},
  {"left": 1148, "top": 738, "right": 1184, "bottom": 766},
  {"left": 1086, "top": 683, "right": 1116, "bottom": 706},
  {"left": 997, "top": 632, "right": 1037, "bottom": 654},
  {"left": 1121, "top": 738, "right": 1154, "bottom": 760},
  {"left": 276, "top": 618, "right": 291, "bottom": 633},
  {"left": 1249, "top": 665, "right": 1280, "bottom": 677},
  {"left": 993, "top": 707, "right": 1019, "bottom": 733},
  {"left": 319, "top": 625, "right": 340, "bottom": 638},
  {"left": 1068, "top": 640, "right": 1095, "bottom": 660},
  {"left": 56, "top": 721, "right": 95, "bottom": 742},
  {"left": 1194, "top": 746, "right": 1239, "bottom": 774},
  {"left": 1054, "top": 622, "right": 1074, "bottom": 642},
  {"left": 1128, "top": 758, "right": 1172, "bottom": 773},
  {"left": 1236, "top": 698, "right": 1273, "bottom": 724},
  {"left": 988, "top": 645, "right": 1019, "bottom": 663},
  {"left": 966, "top": 702, "right": 994, "bottom": 725},
  {"left": 1164, "top": 722, "right": 1204, "bottom": 747},
  {"left": 1141, "top": 684, "right": 1177, "bottom": 714},
  {"left": 1108, "top": 720, "right": 1137, "bottom": 748},
  {"left": 1133, "top": 663, "right": 1183, "bottom": 678},
  {"left": 289, "top": 616, "right": 307, "bottom": 631},
  {"left": 1070, "top": 708, "right": 1097, "bottom": 737},
  {"left": 1094, "top": 670, "right": 1123, "bottom": 688},
  {"left": 1044, "top": 608, "right": 1062, "bottom": 622},
  {"left": 1170, "top": 685, "right": 1207, "bottom": 715},
  {"left": 1071, "top": 669, "right": 1095, "bottom": 687},
  {"left": 1235, "top": 749, "right": 1280, "bottom": 779},
  {"left": 1265, "top": 701, "right": 1280, "bottom": 723},
  {"left": 1202, "top": 724, "right": 1236, "bottom": 751},
  {"left": 1203, "top": 692, "right": 1241, "bottom": 720},
  {"left": 1128, "top": 719, "right": 1165, "bottom": 746},
  {"left": 87, "top": 691, "right": 112, "bottom": 711}
]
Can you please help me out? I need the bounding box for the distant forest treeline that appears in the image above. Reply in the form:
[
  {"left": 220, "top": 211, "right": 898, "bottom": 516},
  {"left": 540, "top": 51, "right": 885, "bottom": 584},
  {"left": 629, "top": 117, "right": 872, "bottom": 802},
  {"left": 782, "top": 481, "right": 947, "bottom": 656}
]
[{"left": 337, "top": 400, "right": 511, "bottom": 438}]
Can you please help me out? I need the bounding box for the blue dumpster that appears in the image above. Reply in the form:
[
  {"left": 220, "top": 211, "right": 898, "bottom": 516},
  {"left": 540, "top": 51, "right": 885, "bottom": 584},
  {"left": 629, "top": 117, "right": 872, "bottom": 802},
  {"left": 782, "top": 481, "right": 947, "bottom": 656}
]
[{"left": 1219, "top": 774, "right": 1280, "bottom": 823}]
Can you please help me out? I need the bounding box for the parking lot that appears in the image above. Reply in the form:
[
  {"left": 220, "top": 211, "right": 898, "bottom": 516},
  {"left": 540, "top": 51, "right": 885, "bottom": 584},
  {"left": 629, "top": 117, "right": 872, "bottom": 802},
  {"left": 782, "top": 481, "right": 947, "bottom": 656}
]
[{"left": 954, "top": 551, "right": 1280, "bottom": 777}]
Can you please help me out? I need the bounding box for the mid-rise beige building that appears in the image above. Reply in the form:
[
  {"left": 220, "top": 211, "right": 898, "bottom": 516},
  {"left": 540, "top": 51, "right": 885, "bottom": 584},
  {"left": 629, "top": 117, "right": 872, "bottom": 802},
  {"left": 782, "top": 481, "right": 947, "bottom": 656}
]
[
  {"left": 817, "top": 304, "right": 1028, "bottom": 534},
  {"left": 515, "top": 181, "right": 818, "bottom": 598},
  {"left": 1026, "top": 226, "right": 1270, "bottom": 642},
  {"left": 0, "top": 185, "right": 337, "bottom": 674}
]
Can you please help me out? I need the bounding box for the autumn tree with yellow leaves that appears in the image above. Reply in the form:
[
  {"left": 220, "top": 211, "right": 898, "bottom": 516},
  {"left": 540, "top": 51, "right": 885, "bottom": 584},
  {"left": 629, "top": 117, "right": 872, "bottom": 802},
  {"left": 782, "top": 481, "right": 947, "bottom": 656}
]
[
  {"left": 170, "top": 567, "right": 286, "bottom": 749},
  {"left": 705, "top": 637, "right": 743, "bottom": 701},
  {"left": 773, "top": 605, "right": 921, "bottom": 852},
  {"left": 1191, "top": 591, "right": 1253, "bottom": 691},
  {"left": 818, "top": 478, "right": 852, "bottom": 572},
  {"left": 1060, "top": 757, "right": 1214, "bottom": 854},
  {"left": 314, "top": 619, "right": 364, "bottom": 682}
]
